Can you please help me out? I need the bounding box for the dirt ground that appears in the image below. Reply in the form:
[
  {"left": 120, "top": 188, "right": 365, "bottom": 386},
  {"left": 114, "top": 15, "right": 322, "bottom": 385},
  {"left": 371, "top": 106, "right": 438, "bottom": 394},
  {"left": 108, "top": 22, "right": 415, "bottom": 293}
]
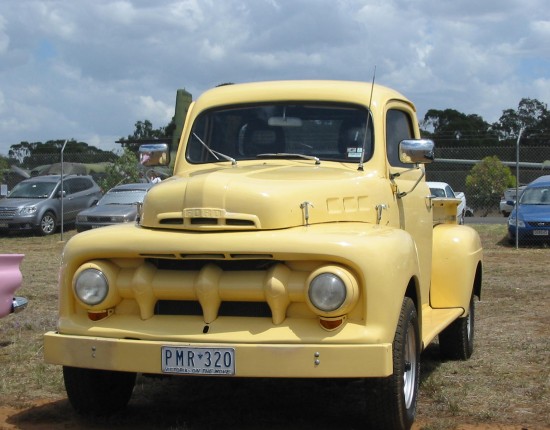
[
  {"left": 0, "top": 400, "right": 543, "bottom": 430},
  {"left": 1, "top": 373, "right": 548, "bottom": 430},
  {"left": 0, "top": 401, "right": 542, "bottom": 430}
]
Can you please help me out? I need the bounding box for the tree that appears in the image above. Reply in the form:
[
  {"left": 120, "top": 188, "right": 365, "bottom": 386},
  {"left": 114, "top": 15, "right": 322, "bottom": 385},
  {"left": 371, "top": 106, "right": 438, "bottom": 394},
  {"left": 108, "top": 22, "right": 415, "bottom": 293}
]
[
  {"left": 421, "top": 109, "right": 496, "bottom": 146},
  {"left": 465, "top": 156, "right": 515, "bottom": 216},
  {"left": 123, "top": 120, "right": 170, "bottom": 141},
  {"left": 98, "top": 148, "right": 143, "bottom": 191},
  {"left": 491, "top": 98, "right": 550, "bottom": 145}
]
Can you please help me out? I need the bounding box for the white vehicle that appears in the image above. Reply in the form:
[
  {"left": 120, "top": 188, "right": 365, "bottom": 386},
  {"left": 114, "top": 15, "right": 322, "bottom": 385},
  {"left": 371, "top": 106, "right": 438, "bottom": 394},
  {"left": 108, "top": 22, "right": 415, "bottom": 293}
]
[
  {"left": 500, "top": 186, "right": 525, "bottom": 217},
  {"left": 427, "top": 181, "right": 471, "bottom": 224}
]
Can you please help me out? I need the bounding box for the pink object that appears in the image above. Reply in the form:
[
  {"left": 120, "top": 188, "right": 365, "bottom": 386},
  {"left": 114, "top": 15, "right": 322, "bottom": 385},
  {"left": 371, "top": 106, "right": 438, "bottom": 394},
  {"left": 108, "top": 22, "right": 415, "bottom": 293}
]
[{"left": 0, "top": 254, "right": 25, "bottom": 318}]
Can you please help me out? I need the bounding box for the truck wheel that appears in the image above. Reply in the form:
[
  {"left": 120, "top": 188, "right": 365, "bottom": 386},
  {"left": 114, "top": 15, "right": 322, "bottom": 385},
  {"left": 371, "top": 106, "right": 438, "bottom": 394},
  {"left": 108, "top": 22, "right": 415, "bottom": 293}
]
[
  {"left": 439, "top": 294, "right": 475, "bottom": 360},
  {"left": 364, "top": 297, "right": 420, "bottom": 430},
  {"left": 37, "top": 211, "right": 56, "bottom": 235},
  {"left": 63, "top": 366, "right": 136, "bottom": 415}
]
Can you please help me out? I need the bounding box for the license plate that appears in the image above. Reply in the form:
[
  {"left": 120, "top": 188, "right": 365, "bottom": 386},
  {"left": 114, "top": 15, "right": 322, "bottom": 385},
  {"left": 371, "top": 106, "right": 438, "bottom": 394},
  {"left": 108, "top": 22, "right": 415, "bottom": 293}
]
[
  {"left": 533, "top": 230, "right": 549, "bottom": 236},
  {"left": 161, "top": 346, "right": 235, "bottom": 375}
]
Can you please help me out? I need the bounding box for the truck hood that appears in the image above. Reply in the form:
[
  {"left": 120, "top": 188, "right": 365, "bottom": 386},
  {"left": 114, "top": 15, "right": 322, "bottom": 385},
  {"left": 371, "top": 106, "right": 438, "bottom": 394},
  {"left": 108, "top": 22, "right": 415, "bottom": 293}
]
[{"left": 140, "top": 164, "right": 382, "bottom": 231}]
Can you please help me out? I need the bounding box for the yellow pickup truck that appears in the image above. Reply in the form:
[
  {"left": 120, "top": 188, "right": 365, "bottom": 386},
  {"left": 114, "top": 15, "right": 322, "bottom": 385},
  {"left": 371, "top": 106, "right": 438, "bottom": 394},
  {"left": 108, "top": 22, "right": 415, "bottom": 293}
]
[{"left": 44, "top": 80, "right": 482, "bottom": 430}]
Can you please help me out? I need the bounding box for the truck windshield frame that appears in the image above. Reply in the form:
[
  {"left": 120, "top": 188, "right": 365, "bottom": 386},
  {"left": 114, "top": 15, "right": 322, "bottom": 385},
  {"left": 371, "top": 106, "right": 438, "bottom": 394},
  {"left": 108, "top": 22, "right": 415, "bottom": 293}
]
[{"left": 186, "top": 102, "right": 374, "bottom": 164}]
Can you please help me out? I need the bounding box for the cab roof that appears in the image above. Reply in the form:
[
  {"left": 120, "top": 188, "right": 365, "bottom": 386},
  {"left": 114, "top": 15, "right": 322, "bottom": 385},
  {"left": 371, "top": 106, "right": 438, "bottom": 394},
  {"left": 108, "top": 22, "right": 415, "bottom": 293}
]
[{"left": 194, "top": 80, "right": 416, "bottom": 113}]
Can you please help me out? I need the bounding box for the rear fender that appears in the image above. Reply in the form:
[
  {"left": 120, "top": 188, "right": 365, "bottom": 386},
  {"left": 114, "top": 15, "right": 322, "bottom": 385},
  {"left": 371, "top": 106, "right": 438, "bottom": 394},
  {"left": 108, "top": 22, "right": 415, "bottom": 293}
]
[{"left": 431, "top": 224, "right": 482, "bottom": 311}]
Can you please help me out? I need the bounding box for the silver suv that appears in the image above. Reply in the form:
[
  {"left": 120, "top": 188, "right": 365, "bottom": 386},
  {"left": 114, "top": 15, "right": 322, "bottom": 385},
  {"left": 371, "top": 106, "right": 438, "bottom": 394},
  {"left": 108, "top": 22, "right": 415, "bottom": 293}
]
[{"left": 0, "top": 175, "right": 102, "bottom": 235}]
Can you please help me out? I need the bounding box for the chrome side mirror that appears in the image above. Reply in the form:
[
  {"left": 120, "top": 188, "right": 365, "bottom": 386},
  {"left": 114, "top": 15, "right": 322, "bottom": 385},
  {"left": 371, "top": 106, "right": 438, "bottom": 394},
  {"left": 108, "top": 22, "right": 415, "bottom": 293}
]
[
  {"left": 399, "top": 139, "right": 435, "bottom": 164},
  {"left": 139, "top": 143, "right": 170, "bottom": 166}
]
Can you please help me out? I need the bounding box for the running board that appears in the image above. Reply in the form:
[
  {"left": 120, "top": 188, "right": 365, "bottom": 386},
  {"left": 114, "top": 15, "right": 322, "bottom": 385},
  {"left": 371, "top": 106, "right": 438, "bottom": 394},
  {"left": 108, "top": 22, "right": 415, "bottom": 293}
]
[{"left": 421, "top": 306, "right": 464, "bottom": 348}]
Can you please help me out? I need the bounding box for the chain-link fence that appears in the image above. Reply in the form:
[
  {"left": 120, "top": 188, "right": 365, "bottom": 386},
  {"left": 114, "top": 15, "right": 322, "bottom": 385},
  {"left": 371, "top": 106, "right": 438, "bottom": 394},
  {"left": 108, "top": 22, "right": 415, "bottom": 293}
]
[
  {"left": 2, "top": 146, "right": 550, "bottom": 213},
  {"left": 426, "top": 145, "right": 550, "bottom": 214}
]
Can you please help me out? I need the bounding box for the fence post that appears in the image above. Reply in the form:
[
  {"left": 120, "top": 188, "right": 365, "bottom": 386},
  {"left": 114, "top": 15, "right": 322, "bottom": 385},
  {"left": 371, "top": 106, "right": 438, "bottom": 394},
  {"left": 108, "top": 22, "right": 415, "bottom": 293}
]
[
  {"left": 60, "top": 140, "right": 68, "bottom": 242},
  {"left": 515, "top": 127, "right": 525, "bottom": 250}
]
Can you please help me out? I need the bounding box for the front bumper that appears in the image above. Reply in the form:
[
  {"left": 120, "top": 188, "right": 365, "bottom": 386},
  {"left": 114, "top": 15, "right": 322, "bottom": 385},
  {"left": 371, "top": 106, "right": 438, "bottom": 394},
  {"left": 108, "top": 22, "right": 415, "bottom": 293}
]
[{"left": 44, "top": 332, "right": 393, "bottom": 378}]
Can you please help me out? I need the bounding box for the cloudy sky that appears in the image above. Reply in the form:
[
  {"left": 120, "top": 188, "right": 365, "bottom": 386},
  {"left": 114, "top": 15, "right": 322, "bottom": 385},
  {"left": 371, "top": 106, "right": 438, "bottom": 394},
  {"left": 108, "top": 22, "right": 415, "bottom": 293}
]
[{"left": 0, "top": 0, "right": 549, "bottom": 155}]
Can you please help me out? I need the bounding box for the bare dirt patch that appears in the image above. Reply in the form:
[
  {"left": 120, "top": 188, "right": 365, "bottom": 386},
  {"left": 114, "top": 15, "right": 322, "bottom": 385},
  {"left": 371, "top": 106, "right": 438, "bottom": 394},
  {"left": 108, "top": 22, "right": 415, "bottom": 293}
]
[{"left": 1, "top": 226, "right": 549, "bottom": 430}]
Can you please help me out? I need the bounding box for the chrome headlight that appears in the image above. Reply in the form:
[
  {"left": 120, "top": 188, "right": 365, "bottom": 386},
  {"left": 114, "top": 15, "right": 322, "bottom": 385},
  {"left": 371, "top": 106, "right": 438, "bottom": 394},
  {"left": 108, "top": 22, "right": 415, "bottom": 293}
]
[
  {"left": 74, "top": 269, "right": 108, "bottom": 305},
  {"left": 309, "top": 273, "right": 347, "bottom": 313}
]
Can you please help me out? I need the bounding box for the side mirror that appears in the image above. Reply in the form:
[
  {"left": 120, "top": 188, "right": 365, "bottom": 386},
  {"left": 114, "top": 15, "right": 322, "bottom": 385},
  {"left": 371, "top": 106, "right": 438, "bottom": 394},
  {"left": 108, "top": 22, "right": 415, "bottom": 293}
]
[
  {"left": 399, "top": 139, "right": 435, "bottom": 164},
  {"left": 139, "top": 143, "right": 170, "bottom": 166}
]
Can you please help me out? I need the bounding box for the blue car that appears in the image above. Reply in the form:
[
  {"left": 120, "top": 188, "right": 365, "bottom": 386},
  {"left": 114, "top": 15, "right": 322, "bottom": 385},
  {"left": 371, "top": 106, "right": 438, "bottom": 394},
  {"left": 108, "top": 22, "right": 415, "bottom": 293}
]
[{"left": 508, "top": 175, "right": 550, "bottom": 245}]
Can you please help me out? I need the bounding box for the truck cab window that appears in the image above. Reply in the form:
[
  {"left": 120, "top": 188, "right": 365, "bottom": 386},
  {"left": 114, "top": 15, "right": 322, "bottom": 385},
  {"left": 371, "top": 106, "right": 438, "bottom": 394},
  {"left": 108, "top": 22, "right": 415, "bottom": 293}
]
[{"left": 386, "top": 109, "right": 414, "bottom": 168}]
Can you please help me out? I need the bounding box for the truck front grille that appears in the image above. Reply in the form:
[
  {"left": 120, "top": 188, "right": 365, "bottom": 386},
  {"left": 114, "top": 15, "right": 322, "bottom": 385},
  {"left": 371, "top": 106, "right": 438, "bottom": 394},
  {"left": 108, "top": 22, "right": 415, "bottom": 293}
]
[
  {"left": 155, "top": 300, "right": 272, "bottom": 318},
  {"left": 108, "top": 258, "right": 311, "bottom": 325}
]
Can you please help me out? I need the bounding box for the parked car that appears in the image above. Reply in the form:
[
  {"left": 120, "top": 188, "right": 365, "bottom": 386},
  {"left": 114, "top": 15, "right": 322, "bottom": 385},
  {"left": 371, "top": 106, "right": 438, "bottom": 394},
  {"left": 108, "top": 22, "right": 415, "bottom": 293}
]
[
  {"left": 0, "top": 254, "right": 27, "bottom": 318},
  {"left": 0, "top": 175, "right": 102, "bottom": 236},
  {"left": 75, "top": 183, "right": 154, "bottom": 232},
  {"left": 508, "top": 175, "right": 550, "bottom": 245},
  {"left": 427, "top": 181, "right": 472, "bottom": 224},
  {"left": 500, "top": 186, "right": 526, "bottom": 217}
]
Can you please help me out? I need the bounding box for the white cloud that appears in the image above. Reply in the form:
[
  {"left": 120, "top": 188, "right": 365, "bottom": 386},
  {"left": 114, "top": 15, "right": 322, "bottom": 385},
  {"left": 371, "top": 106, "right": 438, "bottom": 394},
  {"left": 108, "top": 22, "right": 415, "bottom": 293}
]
[{"left": 0, "top": 0, "right": 548, "bottom": 154}]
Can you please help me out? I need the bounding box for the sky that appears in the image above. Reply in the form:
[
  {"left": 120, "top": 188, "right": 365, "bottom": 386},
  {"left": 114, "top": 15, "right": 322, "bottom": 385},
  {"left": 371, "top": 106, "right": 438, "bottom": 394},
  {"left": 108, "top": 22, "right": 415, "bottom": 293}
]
[{"left": 0, "top": 0, "right": 549, "bottom": 156}]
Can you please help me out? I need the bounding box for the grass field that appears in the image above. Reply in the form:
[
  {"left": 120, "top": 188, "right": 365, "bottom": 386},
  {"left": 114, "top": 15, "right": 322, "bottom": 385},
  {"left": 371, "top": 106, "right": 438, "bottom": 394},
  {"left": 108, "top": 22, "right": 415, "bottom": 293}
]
[{"left": 0, "top": 225, "right": 548, "bottom": 430}]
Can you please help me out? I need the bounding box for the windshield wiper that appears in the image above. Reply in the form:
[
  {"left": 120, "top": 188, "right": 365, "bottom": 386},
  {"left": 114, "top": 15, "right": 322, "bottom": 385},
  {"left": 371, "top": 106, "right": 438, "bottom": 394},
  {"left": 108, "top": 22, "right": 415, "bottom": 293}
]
[
  {"left": 257, "top": 153, "right": 320, "bottom": 165},
  {"left": 192, "top": 133, "right": 236, "bottom": 165}
]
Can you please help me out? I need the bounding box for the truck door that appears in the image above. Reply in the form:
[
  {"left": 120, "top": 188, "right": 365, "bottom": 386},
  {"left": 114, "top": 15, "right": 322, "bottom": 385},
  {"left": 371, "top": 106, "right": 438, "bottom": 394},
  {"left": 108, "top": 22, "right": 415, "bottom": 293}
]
[{"left": 385, "top": 106, "right": 433, "bottom": 301}]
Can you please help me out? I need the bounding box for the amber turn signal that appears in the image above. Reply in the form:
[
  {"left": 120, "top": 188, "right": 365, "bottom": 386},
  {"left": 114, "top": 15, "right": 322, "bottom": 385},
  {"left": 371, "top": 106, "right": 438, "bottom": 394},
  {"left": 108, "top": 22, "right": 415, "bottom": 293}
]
[
  {"left": 87, "top": 309, "right": 113, "bottom": 321},
  {"left": 319, "top": 316, "right": 345, "bottom": 331}
]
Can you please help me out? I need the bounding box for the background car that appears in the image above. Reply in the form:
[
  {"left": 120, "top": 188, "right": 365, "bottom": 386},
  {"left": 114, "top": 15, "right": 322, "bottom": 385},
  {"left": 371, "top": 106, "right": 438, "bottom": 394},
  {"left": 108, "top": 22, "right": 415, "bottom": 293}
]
[
  {"left": 500, "top": 186, "right": 526, "bottom": 217},
  {"left": 75, "top": 182, "right": 153, "bottom": 232},
  {"left": 0, "top": 254, "right": 27, "bottom": 318},
  {"left": 0, "top": 175, "right": 102, "bottom": 235},
  {"left": 508, "top": 175, "right": 550, "bottom": 245}
]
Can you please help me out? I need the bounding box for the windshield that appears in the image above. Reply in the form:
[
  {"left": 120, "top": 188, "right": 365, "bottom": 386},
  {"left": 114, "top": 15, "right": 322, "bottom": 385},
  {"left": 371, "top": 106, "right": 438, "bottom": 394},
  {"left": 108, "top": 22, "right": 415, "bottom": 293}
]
[
  {"left": 186, "top": 103, "right": 373, "bottom": 164},
  {"left": 98, "top": 189, "right": 148, "bottom": 206},
  {"left": 8, "top": 181, "right": 57, "bottom": 199},
  {"left": 519, "top": 187, "right": 550, "bottom": 205}
]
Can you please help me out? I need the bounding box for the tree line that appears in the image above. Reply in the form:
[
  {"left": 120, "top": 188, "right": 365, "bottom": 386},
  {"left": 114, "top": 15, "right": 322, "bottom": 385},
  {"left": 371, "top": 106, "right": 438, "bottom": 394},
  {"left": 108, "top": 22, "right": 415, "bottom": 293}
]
[{"left": 421, "top": 98, "right": 550, "bottom": 146}]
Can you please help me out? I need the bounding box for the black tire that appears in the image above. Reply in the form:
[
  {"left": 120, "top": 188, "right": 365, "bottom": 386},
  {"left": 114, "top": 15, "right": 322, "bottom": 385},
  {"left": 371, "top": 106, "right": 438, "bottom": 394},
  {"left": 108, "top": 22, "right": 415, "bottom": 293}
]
[
  {"left": 439, "top": 294, "right": 475, "bottom": 360},
  {"left": 37, "top": 211, "right": 56, "bottom": 236},
  {"left": 365, "top": 297, "right": 420, "bottom": 430},
  {"left": 63, "top": 366, "right": 136, "bottom": 415}
]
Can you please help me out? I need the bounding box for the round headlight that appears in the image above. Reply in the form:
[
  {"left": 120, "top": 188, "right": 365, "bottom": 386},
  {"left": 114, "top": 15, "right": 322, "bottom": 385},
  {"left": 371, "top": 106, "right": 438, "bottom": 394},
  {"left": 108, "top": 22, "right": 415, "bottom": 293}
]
[
  {"left": 74, "top": 269, "right": 108, "bottom": 305},
  {"left": 308, "top": 273, "right": 346, "bottom": 312}
]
